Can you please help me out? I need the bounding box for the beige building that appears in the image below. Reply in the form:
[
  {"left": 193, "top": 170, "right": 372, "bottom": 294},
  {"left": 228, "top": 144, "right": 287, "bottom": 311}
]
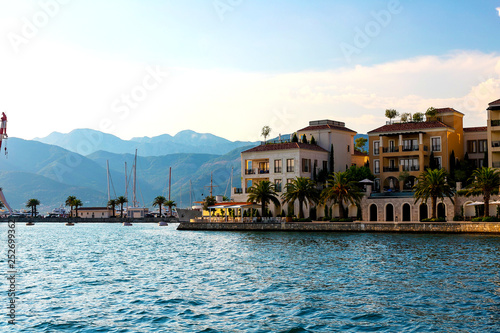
[
  {"left": 232, "top": 119, "right": 361, "bottom": 217},
  {"left": 463, "top": 127, "right": 487, "bottom": 168},
  {"left": 72, "top": 207, "right": 114, "bottom": 218},
  {"left": 487, "top": 99, "right": 500, "bottom": 168}
]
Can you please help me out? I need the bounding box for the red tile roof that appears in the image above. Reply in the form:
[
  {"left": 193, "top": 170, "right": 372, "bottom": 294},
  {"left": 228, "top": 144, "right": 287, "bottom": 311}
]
[
  {"left": 489, "top": 99, "right": 500, "bottom": 105},
  {"left": 353, "top": 150, "right": 368, "bottom": 156},
  {"left": 297, "top": 124, "right": 356, "bottom": 133},
  {"left": 368, "top": 121, "right": 451, "bottom": 134},
  {"left": 434, "top": 107, "right": 464, "bottom": 115},
  {"left": 243, "top": 142, "right": 328, "bottom": 153},
  {"left": 463, "top": 126, "right": 487, "bottom": 132}
]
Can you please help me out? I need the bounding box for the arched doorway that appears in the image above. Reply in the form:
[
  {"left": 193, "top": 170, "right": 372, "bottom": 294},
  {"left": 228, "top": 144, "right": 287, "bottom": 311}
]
[
  {"left": 402, "top": 203, "right": 411, "bottom": 221},
  {"left": 437, "top": 203, "right": 446, "bottom": 219},
  {"left": 370, "top": 204, "right": 377, "bottom": 221},
  {"left": 419, "top": 203, "right": 428, "bottom": 221},
  {"left": 383, "top": 177, "right": 400, "bottom": 192},
  {"left": 385, "top": 204, "right": 394, "bottom": 221}
]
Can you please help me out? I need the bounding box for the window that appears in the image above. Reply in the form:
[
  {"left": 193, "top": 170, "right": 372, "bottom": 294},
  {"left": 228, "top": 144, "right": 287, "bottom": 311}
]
[
  {"left": 402, "top": 139, "right": 418, "bottom": 151},
  {"left": 434, "top": 156, "right": 442, "bottom": 169},
  {"left": 478, "top": 159, "right": 485, "bottom": 168},
  {"left": 286, "top": 159, "right": 294, "bottom": 172},
  {"left": 274, "top": 179, "right": 282, "bottom": 192},
  {"left": 374, "top": 160, "right": 380, "bottom": 174},
  {"left": 467, "top": 140, "right": 477, "bottom": 153},
  {"left": 478, "top": 140, "right": 487, "bottom": 153},
  {"left": 374, "top": 178, "right": 380, "bottom": 192},
  {"left": 400, "top": 158, "right": 419, "bottom": 171},
  {"left": 302, "top": 159, "right": 311, "bottom": 173},
  {"left": 258, "top": 162, "right": 269, "bottom": 174},
  {"left": 373, "top": 141, "right": 380, "bottom": 155},
  {"left": 323, "top": 161, "right": 328, "bottom": 171},
  {"left": 274, "top": 159, "right": 282, "bottom": 173},
  {"left": 431, "top": 137, "right": 441, "bottom": 152},
  {"left": 287, "top": 178, "right": 293, "bottom": 184},
  {"left": 347, "top": 145, "right": 350, "bottom": 152}
]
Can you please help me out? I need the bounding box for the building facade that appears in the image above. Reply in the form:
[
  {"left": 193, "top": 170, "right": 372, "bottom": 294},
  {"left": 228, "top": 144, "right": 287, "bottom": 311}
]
[
  {"left": 368, "top": 108, "right": 464, "bottom": 193},
  {"left": 487, "top": 99, "right": 500, "bottom": 168}
]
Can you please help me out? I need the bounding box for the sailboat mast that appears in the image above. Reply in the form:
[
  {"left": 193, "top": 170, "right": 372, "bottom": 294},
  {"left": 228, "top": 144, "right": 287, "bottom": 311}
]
[
  {"left": 169, "top": 167, "right": 171, "bottom": 201},
  {"left": 106, "top": 160, "right": 111, "bottom": 202},
  {"left": 133, "top": 149, "right": 138, "bottom": 207},
  {"left": 124, "top": 162, "right": 128, "bottom": 206},
  {"left": 189, "top": 180, "right": 193, "bottom": 208}
]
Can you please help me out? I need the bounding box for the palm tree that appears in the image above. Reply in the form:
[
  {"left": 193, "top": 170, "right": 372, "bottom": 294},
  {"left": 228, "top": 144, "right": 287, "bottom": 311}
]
[
  {"left": 413, "top": 168, "right": 454, "bottom": 219},
  {"left": 107, "top": 199, "right": 117, "bottom": 218},
  {"left": 282, "top": 177, "right": 320, "bottom": 219},
  {"left": 26, "top": 198, "right": 40, "bottom": 217},
  {"left": 458, "top": 167, "right": 500, "bottom": 218},
  {"left": 153, "top": 196, "right": 167, "bottom": 217},
  {"left": 165, "top": 200, "right": 177, "bottom": 217},
  {"left": 65, "top": 195, "right": 76, "bottom": 217},
  {"left": 321, "top": 172, "right": 363, "bottom": 219},
  {"left": 247, "top": 180, "right": 280, "bottom": 217},
  {"left": 73, "top": 199, "right": 83, "bottom": 218},
  {"left": 116, "top": 196, "right": 128, "bottom": 218}
]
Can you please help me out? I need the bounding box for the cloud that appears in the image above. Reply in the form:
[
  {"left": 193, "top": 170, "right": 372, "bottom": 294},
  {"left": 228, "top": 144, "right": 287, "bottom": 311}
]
[
  {"left": 0, "top": 37, "right": 499, "bottom": 141},
  {"left": 497, "top": 7, "right": 500, "bottom": 16}
]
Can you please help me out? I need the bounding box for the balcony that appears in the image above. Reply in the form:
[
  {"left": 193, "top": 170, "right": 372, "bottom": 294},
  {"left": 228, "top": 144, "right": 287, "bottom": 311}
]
[
  {"left": 491, "top": 119, "right": 500, "bottom": 127},
  {"left": 402, "top": 146, "right": 419, "bottom": 152},
  {"left": 492, "top": 141, "right": 500, "bottom": 148},
  {"left": 245, "top": 169, "right": 255, "bottom": 175},
  {"left": 402, "top": 166, "right": 420, "bottom": 172},
  {"left": 258, "top": 169, "right": 269, "bottom": 174},
  {"left": 383, "top": 167, "right": 399, "bottom": 172},
  {"left": 382, "top": 147, "right": 399, "bottom": 153},
  {"left": 233, "top": 188, "right": 243, "bottom": 194},
  {"left": 492, "top": 162, "right": 500, "bottom": 168}
]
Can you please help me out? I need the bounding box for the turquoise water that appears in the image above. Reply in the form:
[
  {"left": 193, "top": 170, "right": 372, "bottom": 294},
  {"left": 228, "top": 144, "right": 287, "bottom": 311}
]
[{"left": 2, "top": 223, "right": 500, "bottom": 332}]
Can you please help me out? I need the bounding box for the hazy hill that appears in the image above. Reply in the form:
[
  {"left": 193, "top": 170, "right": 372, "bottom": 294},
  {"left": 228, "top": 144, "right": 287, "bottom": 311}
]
[{"left": 35, "top": 129, "right": 258, "bottom": 156}]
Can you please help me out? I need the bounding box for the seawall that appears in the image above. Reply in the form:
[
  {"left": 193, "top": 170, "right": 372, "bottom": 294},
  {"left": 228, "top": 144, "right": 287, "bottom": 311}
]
[{"left": 177, "top": 221, "right": 500, "bottom": 234}]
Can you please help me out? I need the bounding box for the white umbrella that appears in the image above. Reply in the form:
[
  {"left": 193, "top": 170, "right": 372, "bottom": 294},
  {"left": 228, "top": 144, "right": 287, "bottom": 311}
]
[
  {"left": 466, "top": 201, "right": 485, "bottom": 206},
  {"left": 359, "top": 179, "right": 374, "bottom": 184}
]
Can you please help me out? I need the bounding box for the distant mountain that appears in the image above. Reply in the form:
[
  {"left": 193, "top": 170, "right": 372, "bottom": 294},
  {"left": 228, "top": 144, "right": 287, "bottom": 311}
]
[
  {"left": 0, "top": 137, "right": 251, "bottom": 211},
  {"left": 34, "top": 129, "right": 258, "bottom": 157}
]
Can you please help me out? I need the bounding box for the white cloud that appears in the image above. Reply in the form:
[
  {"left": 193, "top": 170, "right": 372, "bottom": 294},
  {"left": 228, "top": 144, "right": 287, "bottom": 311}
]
[
  {"left": 0, "top": 37, "right": 499, "bottom": 141},
  {"left": 497, "top": 7, "right": 500, "bottom": 17}
]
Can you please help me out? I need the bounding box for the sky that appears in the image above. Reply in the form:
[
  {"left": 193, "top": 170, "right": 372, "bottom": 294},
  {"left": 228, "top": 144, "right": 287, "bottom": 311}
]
[{"left": 1, "top": 0, "right": 500, "bottom": 142}]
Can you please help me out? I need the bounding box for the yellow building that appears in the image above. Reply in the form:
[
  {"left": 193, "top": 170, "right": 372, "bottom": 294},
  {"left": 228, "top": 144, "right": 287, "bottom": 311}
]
[{"left": 368, "top": 108, "right": 464, "bottom": 193}]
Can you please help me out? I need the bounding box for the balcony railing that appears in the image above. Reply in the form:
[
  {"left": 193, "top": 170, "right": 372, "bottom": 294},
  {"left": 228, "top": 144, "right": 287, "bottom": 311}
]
[
  {"left": 383, "top": 167, "right": 399, "bottom": 172},
  {"left": 286, "top": 167, "right": 294, "bottom": 172},
  {"left": 245, "top": 169, "right": 255, "bottom": 175},
  {"left": 382, "top": 147, "right": 399, "bottom": 153},
  {"left": 493, "top": 162, "right": 500, "bottom": 168},
  {"left": 374, "top": 168, "right": 380, "bottom": 174},
  {"left": 258, "top": 169, "right": 269, "bottom": 174},
  {"left": 402, "top": 146, "right": 419, "bottom": 152},
  {"left": 491, "top": 119, "right": 500, "bottom": 127},
  {"left": 492, "top": 141, "right": 500, "bottom": 148},
  {"left": 431, "top": 145, "right": 441, "bottom": 152},
  {"left": 274, "top": 167, "right": 282, "bottom": 173},
  {"left": 373, "top": 149, "right": 380, "bottom": 155},
  {"left": 402, "top": 166, "right": 420, "bottom": 172}
]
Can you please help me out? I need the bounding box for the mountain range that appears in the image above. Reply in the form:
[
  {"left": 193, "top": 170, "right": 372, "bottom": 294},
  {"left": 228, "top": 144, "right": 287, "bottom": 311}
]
[
  {"left": 34, "top": 129, "right": 257, "bottom": 156},
  {"left": 1, "top": 129, "right": 368, "bottom": 213}
]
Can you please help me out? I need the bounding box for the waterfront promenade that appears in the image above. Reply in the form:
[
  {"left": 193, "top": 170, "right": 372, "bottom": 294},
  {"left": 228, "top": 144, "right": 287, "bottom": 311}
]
[{"left": 178, "top": 220, "right": 500, "bottom": 234}]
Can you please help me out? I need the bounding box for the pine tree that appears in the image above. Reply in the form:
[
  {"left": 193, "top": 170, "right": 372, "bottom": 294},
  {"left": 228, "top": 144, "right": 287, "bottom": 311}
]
[{"left": 329, "top": 144, "right": 334, "bottom": 173}]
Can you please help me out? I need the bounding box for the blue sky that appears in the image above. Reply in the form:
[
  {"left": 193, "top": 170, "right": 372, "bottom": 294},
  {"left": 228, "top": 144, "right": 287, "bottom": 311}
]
[{"left": 1, "top": 0, "right": 500, "bottom": 142}]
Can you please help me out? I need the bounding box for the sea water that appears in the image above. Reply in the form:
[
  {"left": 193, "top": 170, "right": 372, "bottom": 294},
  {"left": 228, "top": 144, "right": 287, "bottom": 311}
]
[{"left": 1, "top": 223, "right": 499, "bottom": 332}]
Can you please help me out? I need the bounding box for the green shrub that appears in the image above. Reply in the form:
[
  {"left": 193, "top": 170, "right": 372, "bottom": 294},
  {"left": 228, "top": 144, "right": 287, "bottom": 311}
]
[
  {"left": 330, "top": 217, "right": 353, "bottom": 222},
  {"left": 453, "top": 215, "right": 463, "bottom": 221},
  {"left": 482, "top": 216, "right": 500, "bottom": 222},
  {"left": 421, "top": 217, "right": 446, "bottom": 222},
  {"left": 471, "top": 217, "right": 483, "bottom": 222}
]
